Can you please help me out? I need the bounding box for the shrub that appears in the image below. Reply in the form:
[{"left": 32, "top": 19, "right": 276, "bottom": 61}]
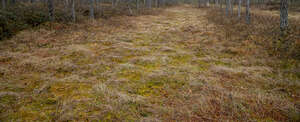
[{"left": 0, "top": 3, "right": 49, "bottom": 40}]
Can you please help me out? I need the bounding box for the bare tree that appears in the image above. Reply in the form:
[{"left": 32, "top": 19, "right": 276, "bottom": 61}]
[
  {"left": 226, "top": 0, "right": 229, "bottom": 16},
  {"left": 161, "top": 0, "right": 165, "bottom": 7},
  {"left": 198, "top": 0, "right": 201, "bottom": 8},
  {"left": 206, "top": 0, "right": 210, "bottom": 7},
  {"left": 97, "top": 0, "right": 103, "bottom": 16},
  {"left": 156, "top": 0, "right": 159, "bottom": 8},
  {"left": 71, "top": 0, "right": 76, "bottom": 22},
  {"left": 230, "top": 0, "right": 233, "bottom": 14},
  {"left": 11, "top": 0, "right": 16, "bottom": 4},
  {"left": 2, "top": 0, "right": 5, "bottom": 9},
  {"left": 280, "top": 0, "right": 288, "bottom": 31},
  {"left": 48, "top": 0, "right": 54, "bottom": 21},
  {"left": 112, "top": 0, "right": 115, "bottom": 7},
  {"left": 126, "top": 0, "right": 133, "bottom": 15},
  {"left": 89, "top": 0, "right": 95, "bottom": 19},
  {"left": 246, "top": 0, "right": 250, "bottom": 24},
  {"left": 136, "top": 0, "right": 139, "bottom": 10},
  {"left": 238, "top": 0, "right": 241, "bottom": 18},
  {"left": 64, "top": 0, "right": 69, "bottom": 13},
  {"left": 146, "top": 0, "right": 151, "bottom": 8}
]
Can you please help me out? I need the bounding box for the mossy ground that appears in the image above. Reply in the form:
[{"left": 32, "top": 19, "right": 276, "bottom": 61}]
[{"left": 0, "top": 6, "right": 299, "bottom": 121}]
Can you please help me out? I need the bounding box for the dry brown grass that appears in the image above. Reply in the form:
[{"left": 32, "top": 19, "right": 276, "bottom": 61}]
[
  {"left": 205, "top": 7, "right": 300, "bottom": 59},
  {"left": 0, "top": 5, "right": 299, "bottom": 121}
]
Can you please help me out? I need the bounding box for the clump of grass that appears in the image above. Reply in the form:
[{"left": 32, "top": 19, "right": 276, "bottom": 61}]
[
  {"left": 92, "top": 83, "right": 151, "bottom": 121},
  {"left": 169, "top": 54, "right": 192, "bottom": 66}
]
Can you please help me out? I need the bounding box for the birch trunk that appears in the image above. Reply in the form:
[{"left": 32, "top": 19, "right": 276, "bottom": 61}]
[
  {"left": 280, "top": 0, "right": 288, "bottom": 31},
  {"left": 89, "top": 0, "right": 95, "bottom": 19},
  {"left": 229, "top": 0, "right": 232, "bottom": 15},
  {"left": 48, "top": 0, "right": 54, "bottom": 21},
  {"left": 206, "top": 0, "right": 210, "bottom": 7},
  {"left": 246, "top": 0, "right": 250, "bottom": 24},
  {"left": 238, "top": 0, "right": 241, "bottom": 18},
  {"left": 71, "top": 0, "right": 76, "bottom": 22},
  {"left": 226, "top": 0, "right": 229, "bottom": 16},
  {"left": 136, "top": 0, "right": 139, "bottom": 10},
  {"left": 146, "top": 0, "right": 151, "bottom": 8}
]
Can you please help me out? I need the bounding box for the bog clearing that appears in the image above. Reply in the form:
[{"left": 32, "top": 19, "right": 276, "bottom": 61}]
[{"left": 0, "top": 3, "right": 300, "bottom": 122}]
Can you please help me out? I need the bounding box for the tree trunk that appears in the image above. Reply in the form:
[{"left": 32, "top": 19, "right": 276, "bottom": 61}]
[
  {"left": 146, "top": 0, "right": 151, "bottom": 8},
  {"left": 206, "top": 0, "right": 210, "bottom": 7},
  {"left": 229, "top": 0, "right": 232, "bottom": 15},
  {"left": 226, "top": 0, "right": 229, "bottom": 16},
  {"left": 246, "top": 0, "right": 250, "bottom": 24},
  {"left": 71, "top": 0, "right": 76, "bottom": 22},
  {"left": 89, "top": 0, "right": 95, "bottom": 19},
  {"left": 230, "top": 0, "right": 233, "bottom": 14},
  {"left": 48, "top": 0, "right": 54, "bottom": 21},
  {"left": 280, "top": 0, "right": 288, "bottom": 31},
  {"left": 2, "top": 0, "right": 5, "bottom": 9},
  {"left": 99, "top": 0, "right": 103, "bottom": 16},
  {"left": 136, "top": 0, "right": 139, "bottom": 10},
  {"left": 112, "top": 0, "right": 115, "bottom": 7},
  {"left": 238, "top": 0, "right": 241, "bottom": 18},
  {"left": 95, "top": 0, "right": 98, "bottom": 12},
  {"left": 11, "top": 0, "right": 16, "bottom": 5},
  {"left": 64, "top": 0, "right": 69, "bottom": 13},
  {"left": 127, "top": 1, "right": 133, "bottom": 15}
]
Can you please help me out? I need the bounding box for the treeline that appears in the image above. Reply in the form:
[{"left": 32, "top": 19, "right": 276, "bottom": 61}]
[
  {"left": 197, "top": 0, "right": 299, "bottom": 30},
  {"left": 1, "top": 0, "right": 300, "bottom": 41},
  {"left": 202, "top": 0, "right": 300, "bottom": 59},
  {"left": 0, "top": 0, "right": 183, "bottom": 21},
  {"left": 0, "top": 0, "right": 183, "bottom": 40}
]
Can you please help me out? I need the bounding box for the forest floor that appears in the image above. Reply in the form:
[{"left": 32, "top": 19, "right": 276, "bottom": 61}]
[{"left": 0, "top": 6, "right": 299, "bottom": 121}]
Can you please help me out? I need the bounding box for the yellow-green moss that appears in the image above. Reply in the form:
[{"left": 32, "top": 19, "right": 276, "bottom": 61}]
[
  {"left": 213, "top": 60, "right": 232, "bottom": 66},
  {"left": 50, "top": 82, "right": 93, "bottom": 99},
  {"left": 196, "top": 60, "right": 211, "bottom": 71},
  {"left": 141, "top": 63, "right": 161, "bottom": 72},
  {"left": 54, "top": 67, "right": 73, "bottom": 78},
  {"left": 136, "top": 81, "right": 164, "bottom": 97},
  {"left": 0, "top": 95, "right": 17, "bottom": 105},
  {"left": 169, "top": 55, "right": 192, "bottom": 66},
  {"left": 60, "top": 52, "right": 95, "bottom": 65}
]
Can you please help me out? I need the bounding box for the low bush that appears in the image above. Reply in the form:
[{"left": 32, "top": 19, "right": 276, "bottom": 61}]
[
  {"left": 0, "top": 3, "right": 49, "bottom": 40},
  {"left": 0, "top": 2, "right": 160, "bottom": 41}
]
